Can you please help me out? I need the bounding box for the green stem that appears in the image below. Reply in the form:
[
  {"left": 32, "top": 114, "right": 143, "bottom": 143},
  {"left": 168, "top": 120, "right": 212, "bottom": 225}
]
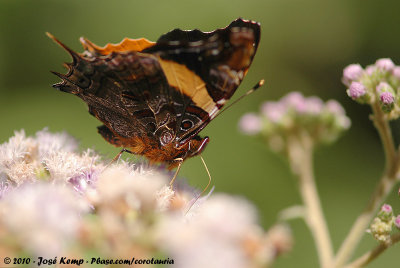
[
  {"left": 344, "top": 233, "right": 400, "bottom": 268},
  {"left": 287, "top": 132, "right": 334, "bottom": 268},
  {"left": 334, "top": 102, "right": 398, "bottom": 267}
]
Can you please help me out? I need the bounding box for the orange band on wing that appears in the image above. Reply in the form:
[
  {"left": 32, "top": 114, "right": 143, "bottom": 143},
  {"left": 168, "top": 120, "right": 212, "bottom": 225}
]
[
  {"left": 158, "top": 58, "right": 217, "bottom": 116},
  {"left": 80, "top": 37, "right": 156, "bottom": 55}
]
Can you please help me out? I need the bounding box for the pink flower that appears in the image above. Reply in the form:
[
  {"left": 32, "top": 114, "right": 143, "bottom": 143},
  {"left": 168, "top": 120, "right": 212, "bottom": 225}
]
[
  {"left": 238, "top": 113, "right": 262, "bottom": 135},
  {"left": 381, "top": 204, "right": 393, "bottom": 213},
  {"left": 343, "top": 64, "right": 363, "bottom": 86},
  {"left": 347, "top": 82, "right": 366, "bottom": 99},
  {"left": 395, "top": 215, "right": 400, "bottom": 229},
  {"left": 326, "top": 100, "right": 345, "bottom": 115},
  {"left": 378, "top": 203, "right": 394, "bottom": 222},
  {"left": 282, "top": 92, "right": 307, "bottom": 113},
  {"left": 365, "top": 65, "right": 376, "bottom": 75},
  {"left": 380, "top": 92, "right": 394, "bottom": 105},
  {"left": 375, "top": 58, "right": 395, "bottom": 71},
  {"left": 261, "top": 102, "right": 287, "bottom": 122},
  {"left": 305, "top": 97, "right": 324, "bottom": 115},
  {"left": 392, "top": 67, "right": 400, "bottom": 80},
  {"left": 376, "top": 82, "right": 391, "bottom": 93}
]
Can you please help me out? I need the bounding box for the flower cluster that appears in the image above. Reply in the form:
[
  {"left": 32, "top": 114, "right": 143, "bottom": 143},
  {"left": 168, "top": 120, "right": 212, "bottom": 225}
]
[
  {"left": 0, "top": 129, "right": 292, "bottom": 267},
  {"left": 343, "top": 58, "right": 400, "bottom": 117},
  {"left": 368, "top": 204, "right": 400, "bottom": 243},
  {"left": 238, "top": 92, "right": 350, "bottom": 152}
]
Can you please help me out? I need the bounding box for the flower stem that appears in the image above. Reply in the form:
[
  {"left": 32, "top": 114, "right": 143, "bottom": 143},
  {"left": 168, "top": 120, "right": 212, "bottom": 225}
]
[
  {"left": 334, "top": 102, "right": 398, "bottom": 267},
  {"left": 287, "top": 132, "right": 334, "bottom": 268},
  {"left": 344, "top": 233, "right": 400, "bottom": 268}
]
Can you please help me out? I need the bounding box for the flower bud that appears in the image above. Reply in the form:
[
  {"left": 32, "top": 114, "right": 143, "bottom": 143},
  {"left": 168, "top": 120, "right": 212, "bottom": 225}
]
[
  {"left": 305, "top": 97, "right": 324, "bottom": 115},
  {"left": 392, "top": 67, "right": 400, "bottom": 80},
  {"left": 326, "top": 100, "right": 345, "bottom": 116},
  {"left": 282, "top": 92, "right": 307, "bottom": 113},
  {"left": 261, "top": 102, "right": 286, "bottom": 123},
  {"left": 238, "top": 113, "right": 262, "bottom": 135},
  {"left": 365, "top": 65, "right": 376, "bottom": 76},
  {"left": 379, "top": 92, "right": 395, "bottom": 113},
  {"left": 378, "top": 204, "right": 393, "bottom": 222},
  {"left": 395, "top": 215, "right": 400, "bottom": 229},
  {"left": 343, "top": 64, "right": 363, "bottom": 86},
  {"left": 369, "top": 217, "right": 392, "bottom": 243},
  {"left": 375, "top": 58, "right": 395, "bottom": 72},
  {"left": 347, "top": 82, "right": 368, "bottom": 103},
  {"left": 376, "top": 82, "right": 392, "bottom": 93}
]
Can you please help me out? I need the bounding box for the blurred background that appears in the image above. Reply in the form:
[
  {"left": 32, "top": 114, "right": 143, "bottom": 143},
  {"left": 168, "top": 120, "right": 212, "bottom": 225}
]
[{"left": 1, "top": 0, "right": 400, "bottom": 266}]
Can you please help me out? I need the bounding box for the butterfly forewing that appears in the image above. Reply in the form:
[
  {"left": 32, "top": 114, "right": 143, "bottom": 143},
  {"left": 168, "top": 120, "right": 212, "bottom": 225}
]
[
  {"left": 143, "top": 18, "right": 261, "bottom": 145},
  {"left": 50, "top": 18, "right": 260, "bottom": 166}
]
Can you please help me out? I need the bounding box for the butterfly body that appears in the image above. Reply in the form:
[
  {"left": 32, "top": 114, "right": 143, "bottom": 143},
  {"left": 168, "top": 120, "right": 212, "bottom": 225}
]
[{"left": 50, "top": 18, "right": 260, "bottom": 168}]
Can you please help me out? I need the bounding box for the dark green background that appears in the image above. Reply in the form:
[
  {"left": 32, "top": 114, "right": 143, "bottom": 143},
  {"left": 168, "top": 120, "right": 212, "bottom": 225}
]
[{"left": 1, "top": 0, "right": 399, "bottom": 267}]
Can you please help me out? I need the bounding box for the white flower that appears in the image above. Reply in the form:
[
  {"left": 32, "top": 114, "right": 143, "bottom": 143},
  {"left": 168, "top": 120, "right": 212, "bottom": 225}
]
[
  {"left": 0, "top": 182, "right": 89, "bottom": 257},
  {"left": 35, "top": 128, "right": 78, "bottom": 159},
  {"left": 42, "top": 149, "right": 99, "bottom": 183},
  {"left": 156, "top": 194, "right": 262, "bottom": 268},
  {"left": 0, "top": 130, "right": 38, "bottom": 185},
  {"left": 0, "top": 130, "right": 37, "bottom": 164},
  {"left": 96, "top": 164, "right": 169, "bottom": 212}
]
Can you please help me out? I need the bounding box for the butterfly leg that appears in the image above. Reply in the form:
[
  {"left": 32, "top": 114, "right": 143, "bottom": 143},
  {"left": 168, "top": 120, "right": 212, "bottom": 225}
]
[
  {"left": 169, "top": 158, "right": 184, "bottom": 187},
  {"left": 113, "top": 148, "right": 133, "bottom": 162},
  {"left": 104, "top": 148, "right": 134, "bottom": 169}
]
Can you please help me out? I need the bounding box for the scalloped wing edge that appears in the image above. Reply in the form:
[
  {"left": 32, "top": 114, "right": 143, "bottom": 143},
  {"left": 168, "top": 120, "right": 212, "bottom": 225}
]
[{"left": 79, "top": 37, "right": 156, "bottom": 56}]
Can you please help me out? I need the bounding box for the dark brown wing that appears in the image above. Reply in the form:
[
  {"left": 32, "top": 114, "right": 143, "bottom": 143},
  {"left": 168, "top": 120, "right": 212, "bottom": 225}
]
[
  {"left": 143, "top": 18, "right": 261, "bottom": 146},
  {"left": 49, "top": 18, "right": 260, "bottom": 153},
  {"left": 49, "top": 34, "right": 176, "bottom": 146}
]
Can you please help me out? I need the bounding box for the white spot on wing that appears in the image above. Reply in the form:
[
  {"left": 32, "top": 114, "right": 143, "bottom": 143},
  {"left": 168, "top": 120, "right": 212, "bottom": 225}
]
[
  {"left": 168, "top": 41, "right": 181, "bottom": 46},
  {"left": 217, "top": 99, "right": 226, "bottom": 105},
  {"left": 211, "top": 49, "right": 219, "bottom": 56}
]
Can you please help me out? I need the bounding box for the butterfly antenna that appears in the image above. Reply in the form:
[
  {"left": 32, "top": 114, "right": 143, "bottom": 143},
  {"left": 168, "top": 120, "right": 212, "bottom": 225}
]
[
  {"left": 169, "top": 158, "right": 184, "bottom": 187},
  {"left": 213, "top": 79, "right": 265, "bottom": 120},
  {"left": 184, "top": 155, "right": 212, "bottom": 214}
]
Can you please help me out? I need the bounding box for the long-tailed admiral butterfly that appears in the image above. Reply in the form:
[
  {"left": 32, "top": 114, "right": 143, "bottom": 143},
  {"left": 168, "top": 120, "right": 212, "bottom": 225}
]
[{"left": 49, "top": 18, "right": 260, "bottom": 169}]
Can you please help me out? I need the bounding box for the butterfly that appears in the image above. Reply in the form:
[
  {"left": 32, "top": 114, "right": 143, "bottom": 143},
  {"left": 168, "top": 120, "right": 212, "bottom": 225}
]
[{"left": 49, "top": 18, "right": 260, "bottom": 169}]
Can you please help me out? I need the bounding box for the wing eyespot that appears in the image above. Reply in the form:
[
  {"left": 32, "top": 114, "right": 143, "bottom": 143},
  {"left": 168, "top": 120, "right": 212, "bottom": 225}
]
[
  {"left": 180, "top": 119, "right": 194, "bottom": 131},
  {"left": 160, "top": 130, "right": 173, "bottom": 146}
]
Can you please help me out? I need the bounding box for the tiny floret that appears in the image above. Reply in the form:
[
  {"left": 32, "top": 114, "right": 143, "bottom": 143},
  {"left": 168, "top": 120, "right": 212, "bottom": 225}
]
[
  {"left": 369, "top": 217, "right": 393, "bottom": 243},
  {"left": 343, "top": 64, "right": 363, "bottom": 86},
  {"left": 282, "top": 92, "right": 307, "bottom": 113},
  {"left": 365, "top": 65, "right": 376, "bottom": 75},
  {"left": 380, "top": 92, "right": 394, "bottom": 105},
  {"left": 395, "top": 215, "right": 400, "bottom": 229},
  {"left": 305, "top": 97, "right": 324, "bottom": 115},
  {"left": 326, "top": 100, "right": 345, "bottom": 115},
  {"left": 238, "top": 113, "right": 262, "bottom": 135},
  {"left": 375, "top": 58, "right": 395, "bottom": 71},
  {"left": 261, "top": 101, "right": 286, "bottom": 122},
  {"left": 392, "top": 66, "right": 400, "bottom": 79},
  {"left": 381, "top": 204, "right": 393, "bottom": 213},
  {"left": 347, "top": 82, "right": 366, "bottom": 99},
  {"left": 376, "top": 82, "right": 392, "bottom": 93},
  {"left": 378, "top": 203, "right": 394, "bottom": 222}
]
